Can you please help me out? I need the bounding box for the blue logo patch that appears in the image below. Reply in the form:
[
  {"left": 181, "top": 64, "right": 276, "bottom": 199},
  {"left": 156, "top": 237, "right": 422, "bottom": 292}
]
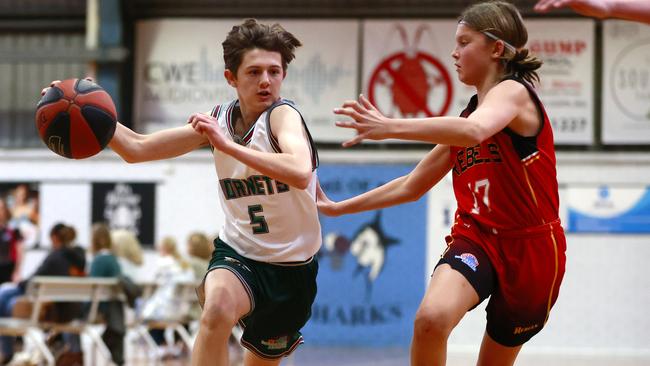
[{"left": 454, "top": 253, "right": 479, "bottom": 272}]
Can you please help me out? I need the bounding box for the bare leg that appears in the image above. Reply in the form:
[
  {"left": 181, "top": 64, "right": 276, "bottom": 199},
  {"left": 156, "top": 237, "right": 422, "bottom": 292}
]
[
  {"left": 476, "top": 332, "right": 522, "bottom": 366},
  {"left": 192, "top": 269, "right": 252, "bottom": 366},
  {"left": 243, "top": 350, "right": 282, "bottom": 366},
  {"left": 410, "top": 264, "right": 479, "bottom": 366}
]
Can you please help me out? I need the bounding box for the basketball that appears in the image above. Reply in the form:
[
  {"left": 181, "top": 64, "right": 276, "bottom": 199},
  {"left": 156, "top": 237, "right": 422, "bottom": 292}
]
[{"left": 35, "top": 78, "right": 117, "bottom": 159}]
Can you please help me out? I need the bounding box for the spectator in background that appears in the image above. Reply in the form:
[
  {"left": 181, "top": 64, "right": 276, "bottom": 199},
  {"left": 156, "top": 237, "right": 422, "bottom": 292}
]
[
  {"left": 534, "top": 0, "right": 650, "bottom": 24},
  {"left": 89, "top": 223, "right": 125, "bottom": 366},
  {"left": 110, "top": 229, "right": 144, "bottom": 282},
  {"left": 0, "top": 223, "right": 85, "bottom": 364},
  {"left": 141, "top": 236, "right": 194, "bottom": 350},
  {"left": 185, "top": 232, "right": 212, "bottom": 282},
  {"left": 89, "top": 223, "right": 121, "bottom": 278},
  {"left": 0, "top": 198, "right": 22, "bottom": 284},
  {"left": 8, "top": 184, "right": 39, "bottom": 249}
]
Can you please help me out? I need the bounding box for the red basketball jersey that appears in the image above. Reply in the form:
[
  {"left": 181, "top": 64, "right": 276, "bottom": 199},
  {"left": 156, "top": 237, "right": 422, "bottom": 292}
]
[{"left": 449, "top": 78, "right": 560, "bottom": 231}]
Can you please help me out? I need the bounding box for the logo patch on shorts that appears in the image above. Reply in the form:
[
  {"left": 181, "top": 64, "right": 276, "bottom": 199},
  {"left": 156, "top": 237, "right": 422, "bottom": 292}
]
[
  {"left": 454, "top": 253, "right": 479, "bottom": 272},
  {"left": 261, "top": 335, "right": 288, "bottom": 350},
  {"left": 224, "top": 256, "right": 251, "bottom": 272}
]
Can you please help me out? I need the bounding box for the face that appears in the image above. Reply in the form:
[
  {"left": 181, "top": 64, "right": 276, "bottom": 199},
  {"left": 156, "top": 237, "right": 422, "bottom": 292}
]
[
  {"left": 225, "top": 48, "right": 285, "bottom": 115},
  {"left": 451, "top": 23, "right": 497, "bottom": 86}
]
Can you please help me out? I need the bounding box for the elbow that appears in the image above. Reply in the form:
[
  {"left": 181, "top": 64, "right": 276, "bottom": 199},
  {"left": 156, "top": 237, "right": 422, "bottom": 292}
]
[
  {"left": 292, "top": 170, "right": 312, "bottom": 190},
  {"left": 119, "top": 151, "right": 141, "bottom": 164},
  {"left": 460, "top": 124, "right": 485, "bottom": 147}
]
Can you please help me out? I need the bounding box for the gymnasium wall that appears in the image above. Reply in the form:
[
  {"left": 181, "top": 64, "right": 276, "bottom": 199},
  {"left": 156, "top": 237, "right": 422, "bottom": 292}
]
[{"left": 2, "top": 149, "right": 649, "bottom": 355}]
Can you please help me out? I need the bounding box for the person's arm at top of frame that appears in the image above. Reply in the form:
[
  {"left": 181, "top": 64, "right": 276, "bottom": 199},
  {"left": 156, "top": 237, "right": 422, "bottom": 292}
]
[
  {"left": 534, "top": 0, "right": 650, "bottom": 24},
  {"left": 334, "top": 80, "right": 527, "bottom": 148},
  {"left": 317, "top": 144, "right": 453, "bottom": 217},
  {"left": 190, "top": 105, "right": 313, "bottom": 190}
]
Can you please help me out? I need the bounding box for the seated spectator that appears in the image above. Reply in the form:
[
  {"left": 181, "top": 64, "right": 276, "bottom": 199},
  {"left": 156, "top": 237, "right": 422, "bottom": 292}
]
[
  {"left": 110, "top": 229, "right": 144, "bottom": 282},
  {"left": 0, "top": 198, "right": 22, "bottom": 284},
  {"left": 89, "top": 223, "right": 124, "bottom": 366},
  {"left": 0, "top": 223, "right": 84, "bottom": 364},
  {"left": 8, "top": 184, "right": 39, "bottom": 249},
  {"left": 141, "top": 236, "right": 194, "bottom": 351},
  {"left": 185, "top": 232, "right": 212, "bottom": 282}
]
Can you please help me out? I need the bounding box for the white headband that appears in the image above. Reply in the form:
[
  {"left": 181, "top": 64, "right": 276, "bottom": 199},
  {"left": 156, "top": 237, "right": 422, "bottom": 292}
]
[{"left": 459, "top": 21, "right": 517, "bottom": 54}]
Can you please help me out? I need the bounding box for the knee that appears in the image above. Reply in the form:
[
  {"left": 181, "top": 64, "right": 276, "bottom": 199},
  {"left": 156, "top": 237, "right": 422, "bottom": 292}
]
[
  {"left": 199, "top": 295, "right": 240, "bottom": 334},
  {"left": 413, "top": 306, "right": 456, "bottom": 340}
]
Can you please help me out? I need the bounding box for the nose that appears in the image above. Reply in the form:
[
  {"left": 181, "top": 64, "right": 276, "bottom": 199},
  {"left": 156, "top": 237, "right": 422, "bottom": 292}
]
[
  {"left": 451, "top": 47, "right": 459, "bottom": 60},
  {"left": 259, "top": 71, "right": 270, "bottom": 88}
]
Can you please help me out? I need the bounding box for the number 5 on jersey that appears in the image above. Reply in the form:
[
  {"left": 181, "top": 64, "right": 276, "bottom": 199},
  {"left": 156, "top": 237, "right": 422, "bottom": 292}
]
[
  {"left": 469, "top": 179, "right": 491, "bottom": 214},
  {"left": 248, "top": 204, "right": 269, "bottom": 234}
]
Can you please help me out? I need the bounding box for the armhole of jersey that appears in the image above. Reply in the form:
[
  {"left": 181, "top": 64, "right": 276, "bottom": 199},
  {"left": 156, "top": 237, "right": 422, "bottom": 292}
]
[
  {"left": 265, "top": 101, "right": 319, "bottom": 171},
  {"left": 502, "top": 77, "right": 545, "bottom": 138}
]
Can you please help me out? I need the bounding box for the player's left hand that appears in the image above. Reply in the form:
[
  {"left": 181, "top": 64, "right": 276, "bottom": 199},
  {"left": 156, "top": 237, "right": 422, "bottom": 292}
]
[
  {"left": 316, "top": 179, "right": 342, "bottom": 216},
  {"left": 334, "top": 94, "right": 391, "bottom": 147},
  {"left": 188, "top": 113, "right": 230, "bottom": 151}
]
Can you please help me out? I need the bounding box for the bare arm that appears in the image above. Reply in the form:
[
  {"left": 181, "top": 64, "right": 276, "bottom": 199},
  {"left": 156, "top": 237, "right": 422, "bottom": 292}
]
[
  {"left": 191, "top": 105, "right": 313, "bottom": 189},
  {"left": 534, "top": 0, "right": 650, "bottom": 24},
  {"left": 317, "top": 144, "right": 453, "bottom": 216},
  {"left": 109, "top": 122, "right": 208, "bottom": 163},
  {"left": 335, "top": 80, "right": 528, "bottom": 147},
  {"left": 12, "top": 240, "right": 23, "bottom": 283}
]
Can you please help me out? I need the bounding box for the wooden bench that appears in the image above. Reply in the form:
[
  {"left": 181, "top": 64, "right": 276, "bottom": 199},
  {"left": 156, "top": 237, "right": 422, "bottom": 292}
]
[{"left": 0, "top": 276, "right": 126, "bottom": 366}]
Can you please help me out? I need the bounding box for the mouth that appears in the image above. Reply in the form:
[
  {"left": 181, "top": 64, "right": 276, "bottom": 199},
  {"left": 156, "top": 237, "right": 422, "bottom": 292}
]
[{"left": 258, "top": 90, "right": 271, "bottom": 97}]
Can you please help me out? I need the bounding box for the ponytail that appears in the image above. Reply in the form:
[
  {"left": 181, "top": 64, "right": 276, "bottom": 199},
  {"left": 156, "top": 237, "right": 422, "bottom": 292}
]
[{"left": 504, "top": 48, "right": 542, "bottom": 85}]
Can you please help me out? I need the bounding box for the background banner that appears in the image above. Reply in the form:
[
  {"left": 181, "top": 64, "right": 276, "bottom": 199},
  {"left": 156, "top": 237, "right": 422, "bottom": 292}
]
[
  {"left": 133, "top": 19, "right": 358, "bottom": 142},
  {"left": 566, "top": 185, "right": 650, "bottom": 233},
  {"left": 527, "top": 20, "right": 595, "bottom": 145},
  {"left": 303, "top": 164, "right": 426, "bottom": 346},
  {"left": 92, "top": 182, "right": 156, "bottom": 246},
  {"left": 602, "top": 21, "right": 650, "bottom": 144}
]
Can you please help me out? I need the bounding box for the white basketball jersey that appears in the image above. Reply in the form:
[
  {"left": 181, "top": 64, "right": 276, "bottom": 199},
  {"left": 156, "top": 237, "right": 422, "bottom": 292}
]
[{"left": 209, "top": 99, "right": 321, "bottom": 262}]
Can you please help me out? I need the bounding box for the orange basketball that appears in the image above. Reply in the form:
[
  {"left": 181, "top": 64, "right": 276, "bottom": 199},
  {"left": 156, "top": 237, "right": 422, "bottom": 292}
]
[{"left": 35, "top": 78, "right": 117, "bottom": 159}]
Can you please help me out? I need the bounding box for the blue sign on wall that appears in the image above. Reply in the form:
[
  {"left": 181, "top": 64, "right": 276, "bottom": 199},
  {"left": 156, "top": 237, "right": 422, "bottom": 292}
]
[
  {"left": 302, "top": 164, "right": 426, "bottom": 347},
  {"left": 567, "top": 185, "right": 650, "bottom": 233}
]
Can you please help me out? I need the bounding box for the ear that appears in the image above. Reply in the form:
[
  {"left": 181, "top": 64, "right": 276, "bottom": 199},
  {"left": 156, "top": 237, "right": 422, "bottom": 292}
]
[
  {"left": 492, "top": 40, "right": 506, "bottom": 59},
  {"left": 224, "top": 69, "right": 237, "bottom": 87}
]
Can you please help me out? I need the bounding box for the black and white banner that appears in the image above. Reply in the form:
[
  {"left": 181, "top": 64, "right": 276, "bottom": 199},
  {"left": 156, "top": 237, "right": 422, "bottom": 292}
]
[{"left": 92, "top": 182, "right": 156, "bottom": 246}]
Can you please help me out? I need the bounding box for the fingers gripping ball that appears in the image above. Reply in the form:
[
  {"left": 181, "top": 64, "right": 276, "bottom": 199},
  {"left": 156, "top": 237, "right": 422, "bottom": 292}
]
[{"left": 35, "top": 79, "right": 117, "bottom": 159}]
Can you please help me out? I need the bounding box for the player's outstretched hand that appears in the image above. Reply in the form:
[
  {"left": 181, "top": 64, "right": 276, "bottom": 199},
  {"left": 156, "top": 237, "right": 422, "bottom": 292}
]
[
  {"left": 188, "top": 112, "right": 230, "bottom": 151},
  {"left": 334, "top": 94, "right": 391, "bottom": 148},
  {"left": 534, "top": 0, "right": 610, "bottom": 19},
  {"left": 316, "top": 180, "right": 342, "bottom": 217}
]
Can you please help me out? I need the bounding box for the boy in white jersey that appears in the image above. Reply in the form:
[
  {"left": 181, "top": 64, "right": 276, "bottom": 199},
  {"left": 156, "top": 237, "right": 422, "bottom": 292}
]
[{"left": 42, "top": 19, "right": 320, "bottom": 366}]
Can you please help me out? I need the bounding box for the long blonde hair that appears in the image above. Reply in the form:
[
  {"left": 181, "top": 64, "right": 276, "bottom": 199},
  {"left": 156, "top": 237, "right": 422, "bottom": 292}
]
[
  {"left": 159, "top": 236, "right": 189, "bottom": 269},
  {"left": 111, "top": 229, "right": 143, "bottom": 265}
]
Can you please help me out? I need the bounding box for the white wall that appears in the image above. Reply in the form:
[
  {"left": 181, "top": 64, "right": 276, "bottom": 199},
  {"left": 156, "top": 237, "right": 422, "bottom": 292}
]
[{"left": 3, "top": 149, "right": 650, "bottom": 356}]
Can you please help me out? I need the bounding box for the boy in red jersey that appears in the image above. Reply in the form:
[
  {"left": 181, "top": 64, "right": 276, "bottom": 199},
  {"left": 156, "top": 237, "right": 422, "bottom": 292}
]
[{"left": 318, "top": 2, "right": 566, "bottom": 365}]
